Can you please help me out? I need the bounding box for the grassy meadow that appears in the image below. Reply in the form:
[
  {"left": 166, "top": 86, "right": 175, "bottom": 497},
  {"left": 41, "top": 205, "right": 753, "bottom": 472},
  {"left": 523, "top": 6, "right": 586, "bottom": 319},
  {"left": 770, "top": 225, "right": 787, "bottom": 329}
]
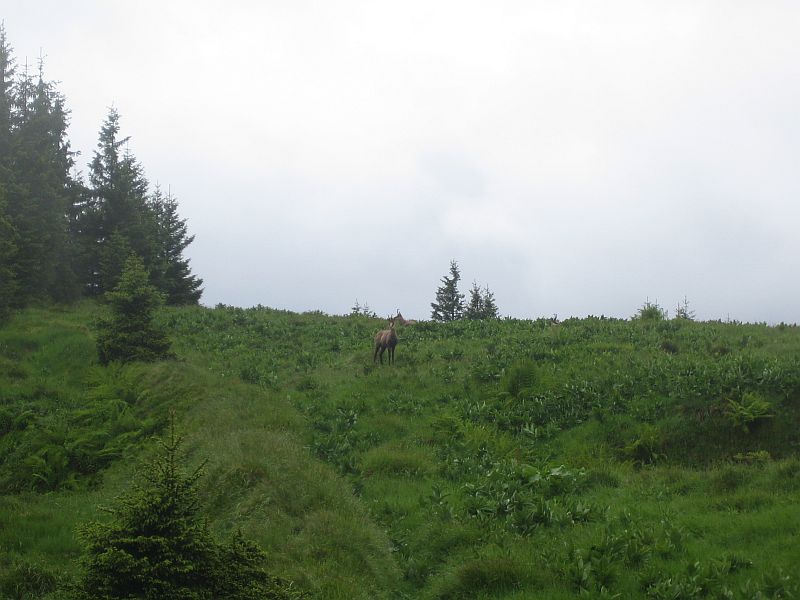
[{"left": 1, "top": 302, "right": 800, "bottom": 598}]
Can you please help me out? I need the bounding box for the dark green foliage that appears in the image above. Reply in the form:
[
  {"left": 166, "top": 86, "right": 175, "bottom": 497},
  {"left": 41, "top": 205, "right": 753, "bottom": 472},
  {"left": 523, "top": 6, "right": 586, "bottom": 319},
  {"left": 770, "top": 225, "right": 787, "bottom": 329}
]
[
  {"left": 81, "top": 108, "right": 157, "bottom": 294},
  {"left": 726, "top": 392, "right": 773, "bottom": 433},
  {"left": 674, "top": 295, "right": 696, "bottom": 321},
  {"left": 1, "top": 30, "right": 79, "bottom": 307},
  {"left": 149, "top": 186, "right": 203, "bottom": 305},
  {"left": 429, "top": 554, "right": 527, "bottom": 599},
  {"left": 501, "top": 359, "right": 538, "bottom": 397},
  {"left": 350, "top": 299, "right": 377, "bottom": 317},
  {"left": 0, "top": 354, "right": 161, "bottom": 493},
  {"left": 95, "top": 254, "right": 172, "bottom": 365},
  {"left": 464, "top": 280, "right": 500, "bottom": 320},
  {"left": 0, "top": 187, "right": 17, "bottom": 322},
  {"left": 74, "top": 108, "right": 202, "bottom": 304},
  {"left": 0, "top": 25, "right": 201, "bottom": 309},
  {"left": 635, "top": 299, "right": 668, "bottom": 321},
  {"left": 0, "top": 24, "right": 17, "bottom": 321},
  {"left": 431, "top": 260, "right": 465, "bottom": 322},
  {"left": 75, "top": 419, "right": 304, "bottom": 600}
]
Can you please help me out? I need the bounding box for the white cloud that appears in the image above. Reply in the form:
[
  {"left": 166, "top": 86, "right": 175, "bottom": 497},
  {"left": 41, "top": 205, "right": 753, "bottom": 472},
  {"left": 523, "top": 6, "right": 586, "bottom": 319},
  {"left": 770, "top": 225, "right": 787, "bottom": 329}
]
[{"left": 4, "top": 1, "right": 800, "bottom": 321}]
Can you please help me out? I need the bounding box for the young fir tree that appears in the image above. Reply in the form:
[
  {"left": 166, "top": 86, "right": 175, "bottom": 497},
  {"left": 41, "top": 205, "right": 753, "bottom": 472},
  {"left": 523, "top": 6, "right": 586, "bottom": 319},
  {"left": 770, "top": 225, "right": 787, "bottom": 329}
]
[
  {"left": 149, "top": 186, "right": 203, "bottom": 304},
  {"left": 465, "top": 280, "right": 484, "bottom": 320},
  {"left": 430, "top": 260, "right": 465, "bottom": 322},
  {"left": 75, "top": 416, "right": 306, "bottom": 599},
  {"left": 481, "top": 284, "right": 499, "bottom": 319},
  {"left": 95, "top": 253, "right": 172, "bottom": 365},
  {"left": 674, "top": 295, "right": 696, "bottom": 321},
  {"left": 465, "top": 281, "right": 500, "bottom": 320}
]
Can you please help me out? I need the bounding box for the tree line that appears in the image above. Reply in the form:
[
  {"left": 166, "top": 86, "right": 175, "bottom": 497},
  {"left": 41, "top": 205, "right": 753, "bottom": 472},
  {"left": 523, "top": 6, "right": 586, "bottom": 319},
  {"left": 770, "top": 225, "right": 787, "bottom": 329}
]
[{"left": 0, "top": 23, "right": 202, "bottom": 322}]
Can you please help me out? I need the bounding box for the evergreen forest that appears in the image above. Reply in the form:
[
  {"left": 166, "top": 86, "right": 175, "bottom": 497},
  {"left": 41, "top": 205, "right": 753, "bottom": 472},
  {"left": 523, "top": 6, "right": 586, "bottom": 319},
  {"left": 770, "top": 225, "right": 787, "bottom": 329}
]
[{"left": 0, "top": 23, "right": 202, "bottom": 324}]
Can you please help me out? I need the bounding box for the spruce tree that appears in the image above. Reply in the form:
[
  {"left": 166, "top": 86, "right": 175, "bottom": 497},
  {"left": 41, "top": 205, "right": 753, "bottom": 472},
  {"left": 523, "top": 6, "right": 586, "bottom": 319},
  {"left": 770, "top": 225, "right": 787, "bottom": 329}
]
[
  {"left": 430, "top": 260, "right": 465, "bottom": 322},
  {"left": 81, "top": 108, "right": 158, "bottom": 294},
  {"left": 150, "top": 186, "right": 203, "bottom": 305},
  {"left": 95, "top": 253, "right": 172, "bottom": 365},
  {"left": 481, "top": 284, "right": 499, "bottom": 319},
  {"left": 674, "top": 295, "right": 696, "bottom": 321},
  {"left": 465, "top": 281, "right": 500, "bottom": 320},
  {"left": 465, "top": 280, "right": 484, "bottom": 320},
  {"left": 0, "top": 22, "right": 14, "bottom": 159},
  {"left": 0, "top": 23, "right": 18, "bottom": 316},
  {"left": 0, "top": 189, "right": 16, "bottom": 322},
  {"left": 76, "top": 416, "right": 305, "bottom": 599},
  {"left": 5, "top": 58, "right": 78, "bottom": 302}
]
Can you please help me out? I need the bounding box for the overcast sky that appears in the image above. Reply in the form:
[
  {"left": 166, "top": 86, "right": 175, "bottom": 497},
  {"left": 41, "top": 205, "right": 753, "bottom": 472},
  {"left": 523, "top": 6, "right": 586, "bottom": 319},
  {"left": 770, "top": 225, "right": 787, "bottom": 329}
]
[{"left": 4, "top": 2, "right": 800, "bottom": 322}]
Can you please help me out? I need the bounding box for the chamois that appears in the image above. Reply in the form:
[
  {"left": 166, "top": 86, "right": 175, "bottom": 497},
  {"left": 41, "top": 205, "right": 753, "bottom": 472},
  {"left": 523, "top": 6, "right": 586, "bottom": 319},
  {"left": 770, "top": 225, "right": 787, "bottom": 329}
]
[
  {"left": 373, "top": 317, "right": 398, "bottom": 365},
  {"left": 394, "top": 310, "right": 417, "bottom": 326}
]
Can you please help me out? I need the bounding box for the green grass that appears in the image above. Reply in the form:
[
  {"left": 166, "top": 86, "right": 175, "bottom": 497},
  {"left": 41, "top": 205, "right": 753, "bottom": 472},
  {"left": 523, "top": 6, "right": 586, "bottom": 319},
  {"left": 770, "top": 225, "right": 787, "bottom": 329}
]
[{"left": 2, "top": 304, "right": 800, "bottom": 598}]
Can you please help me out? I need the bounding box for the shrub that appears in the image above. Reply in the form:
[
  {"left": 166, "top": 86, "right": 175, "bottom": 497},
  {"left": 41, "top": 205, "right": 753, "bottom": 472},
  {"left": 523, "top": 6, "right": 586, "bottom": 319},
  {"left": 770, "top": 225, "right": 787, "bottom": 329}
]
[
  {"left": 430, "top": 555, "right": 527, "bottom": 599},
  {"left": 634, "top": 300, "right": 667, "bottom": 321},
  {"left": 623, "top": 424, "right": 665, "bottom": 465},
  {"left": 725, "top": 392, "right": 773, "bottom": 433},
  {"left": 0, "top": 559, "right": 60, "bottom": 598},
  {"left": 501, "top": 360, "right": 538, "bottom": 397}
]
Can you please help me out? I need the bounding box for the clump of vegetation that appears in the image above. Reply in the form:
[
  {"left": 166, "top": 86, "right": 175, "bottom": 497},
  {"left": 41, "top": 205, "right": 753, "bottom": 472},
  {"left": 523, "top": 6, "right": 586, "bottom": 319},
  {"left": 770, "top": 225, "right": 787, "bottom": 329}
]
[
  {"left": 634, "top": 299, "right": 668, "bottom": 321},
  {"left": 95, "top": 254, "right": 173, "bottom": 365},
  {"left": 726, "top": 392, "right": 773, "bottom": 433},
  {"left": 349, "top": 299, "right": 377, "bottom": 318},
  {"left": 0, "top": 559, "right": 63, "bottom": 599},
  {"left": 674, "top": 295, "right": 696, "bottom": 321},
  {"left": 75, "top": 417, "right": 305, "bottom": 599},
  {"left": 501, "top": 359, "right": 538, "bottom": 397}
]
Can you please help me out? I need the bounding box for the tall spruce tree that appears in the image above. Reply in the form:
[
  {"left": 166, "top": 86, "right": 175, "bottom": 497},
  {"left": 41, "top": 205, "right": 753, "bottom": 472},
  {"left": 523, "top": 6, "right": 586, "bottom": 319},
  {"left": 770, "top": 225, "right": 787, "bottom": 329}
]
[
  {"left": 150, "top": 186, "right": 203, "bottom": 304},
  {"left": 5, "top": 57, "right": 78, "bottom": 302},
  {"left": 81, "top": 108, "right": 158, "bottom": 294},
  {"left": 0, "top": 189, "right": 16, "bottom": 321},
  {"left": 0, "top": 22, "right": 18, "bottom": 316},
  {"left": 431, "top": 260, "right": 465, "bottom": 322}
]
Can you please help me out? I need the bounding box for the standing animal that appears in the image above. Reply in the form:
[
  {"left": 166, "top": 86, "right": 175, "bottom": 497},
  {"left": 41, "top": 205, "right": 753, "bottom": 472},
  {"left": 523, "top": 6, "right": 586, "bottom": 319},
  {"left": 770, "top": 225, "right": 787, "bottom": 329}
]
[
  {"left": 394, "top": 310, "right": 417, "bottom": 326},
  {"left": 373, "top": 317, "right": 398, "bottom": 365}
]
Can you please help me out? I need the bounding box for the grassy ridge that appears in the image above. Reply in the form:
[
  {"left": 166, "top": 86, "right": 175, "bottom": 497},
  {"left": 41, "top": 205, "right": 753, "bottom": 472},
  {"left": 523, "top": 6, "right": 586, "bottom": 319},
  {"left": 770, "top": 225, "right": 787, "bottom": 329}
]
[
  {"left": 0, "top": 304, "right": 400, "bottom": 599},
  {"left": 2, "top": 303, "right": 800, "bottom": 598}
]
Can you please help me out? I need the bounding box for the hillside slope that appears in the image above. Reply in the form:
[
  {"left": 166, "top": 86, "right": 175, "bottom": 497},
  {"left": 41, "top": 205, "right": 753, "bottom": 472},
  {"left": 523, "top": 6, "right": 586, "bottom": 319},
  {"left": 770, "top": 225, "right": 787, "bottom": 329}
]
[
  {"left": 2, "top": 303, "right": 800, "bottom": 598},
  {"left": 0, "top": 304, "right": 400, "bottom": 599}
]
